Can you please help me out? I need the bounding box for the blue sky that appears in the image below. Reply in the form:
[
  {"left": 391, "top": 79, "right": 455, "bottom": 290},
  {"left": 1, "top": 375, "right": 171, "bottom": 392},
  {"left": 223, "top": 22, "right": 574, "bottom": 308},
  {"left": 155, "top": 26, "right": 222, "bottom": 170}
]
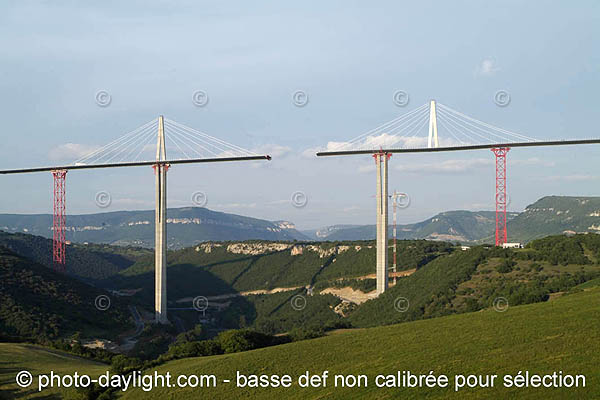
[{"left": 0, "top": 1, "right": 599, "bottom": 229}]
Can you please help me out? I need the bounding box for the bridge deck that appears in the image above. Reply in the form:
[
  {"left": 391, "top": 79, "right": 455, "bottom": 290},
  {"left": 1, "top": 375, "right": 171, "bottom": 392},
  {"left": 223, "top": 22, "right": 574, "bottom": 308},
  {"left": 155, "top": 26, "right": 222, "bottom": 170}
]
[
  {"left": 0, "top": 155, "right": 271, "bottom": 174},
  {"left": 316, "top": 139, "right": 600, "bottom": 156}
]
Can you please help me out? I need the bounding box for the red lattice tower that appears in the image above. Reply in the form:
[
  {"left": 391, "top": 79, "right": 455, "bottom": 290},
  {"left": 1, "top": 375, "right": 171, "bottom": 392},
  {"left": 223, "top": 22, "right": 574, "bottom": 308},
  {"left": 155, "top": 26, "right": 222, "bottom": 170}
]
[
  {"left": 491, "top": 148, "right": 510, "bottom": 246},
  {"left": 52, "top": 170, "right": 67, "bottom": 270}
]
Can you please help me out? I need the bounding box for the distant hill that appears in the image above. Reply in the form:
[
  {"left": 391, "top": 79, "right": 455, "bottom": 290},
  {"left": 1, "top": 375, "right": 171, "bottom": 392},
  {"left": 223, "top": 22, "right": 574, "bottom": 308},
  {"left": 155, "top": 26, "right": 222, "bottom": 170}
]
[
  {"left": 0, "top": 207, "right": 309, "bottom": 249},
  {"left": 300, "top": 224, "right": 363, "bottom": 240},
  {"left": 312, "top": 210, "right": 519, "bottom": 242},
  {"left": 3, "top": 195, "right": 600, "bottom": 250},
  {"left": 508, "top": 196, "right": 600, "bottom": 242},
  {"left": 309, "top": 196, "right": 600, "bottom": 244},
  {"left": 0, "top": 231, "right": 149, "bottom": 282}
]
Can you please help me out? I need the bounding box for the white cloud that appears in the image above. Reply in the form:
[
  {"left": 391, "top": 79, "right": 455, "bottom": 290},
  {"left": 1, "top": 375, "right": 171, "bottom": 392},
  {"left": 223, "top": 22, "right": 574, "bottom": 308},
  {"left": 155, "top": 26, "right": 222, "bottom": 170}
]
[
  {"left": 302, "top": 141, "right": 353, "bottom": 156},
  {"left": 320, "top": 134, "right": 464, "bottom": 154},
  {"left": 325, "top": 141, "right": 353, "bottom": 151},
  {"left": 355, "top": 149, "right": 557, "bottom": 176},
  {"left": 512, "top": 157, "right": 555, "bottom": 167},
  {"left": 252, "top": 144, "right": 292, "bottom": 158},
  {"left": 396, "top": 158, "right": 493, "bottom": 174},
  {"left": 301, "top": 146, "right": 323, "bottom": 158},
  {"left": 545, "top": 174, "right": 600, "bottom": 182},
  {"left": 475, "top": 57, "right": 500, "bottom": 76},
  {"left": 329, "top": 134, "right": 428, "bottom": 151},
  {"left": 358, "top": 164, "right": 375, "bottom": 173},
  {"left": 464, "top": 202, "right": 494, "bottom": 210},
  {"left": 267, "top": 199, "right": 291, "bottom": 205},
  {"left": 359, "top": 156, "right": 553, "bottom": 175},
  {"left": 48, "top": 143, "right": 100, "bottom": 161}
]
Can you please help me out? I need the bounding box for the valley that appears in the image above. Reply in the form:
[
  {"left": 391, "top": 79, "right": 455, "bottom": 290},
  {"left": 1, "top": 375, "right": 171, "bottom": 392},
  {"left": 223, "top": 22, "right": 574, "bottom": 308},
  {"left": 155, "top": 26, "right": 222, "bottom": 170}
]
[
  {"left": 2, "top": 225, "right": 600, "bottom": 351},
  {"left": 2, "top": 196, "right": 600, "bottom": 398}
]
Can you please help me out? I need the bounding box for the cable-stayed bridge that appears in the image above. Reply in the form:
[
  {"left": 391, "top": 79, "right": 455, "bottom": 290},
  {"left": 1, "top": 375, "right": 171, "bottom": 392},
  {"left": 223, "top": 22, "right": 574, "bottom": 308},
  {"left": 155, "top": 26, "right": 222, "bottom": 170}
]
[
  {"left": 0, "top": 116, "right": 271, "bottom": 323},
  {"left": 319, "top": 101, "right": 599, "bottom": 154},
  {"left": 2, "top": 117, "right": 269, "bottom": 174},
  {"left": 2, "top": 101, "right": 599, "bottom": 314},
  {"left": 317, "top": 100, "right": 600, "bottom": 296}
]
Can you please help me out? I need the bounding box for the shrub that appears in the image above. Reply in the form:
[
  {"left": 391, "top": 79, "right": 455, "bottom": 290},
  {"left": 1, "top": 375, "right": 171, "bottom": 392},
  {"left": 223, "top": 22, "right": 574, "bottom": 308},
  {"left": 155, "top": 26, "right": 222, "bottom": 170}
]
[
  {"left": 216, "top": 329, "right": 276, "bottom": 354},
  {"left": 530, "top": 262, "right": 543, "bottom": 272},
  {"left": 496, "top": 259, "right": 516, "bottom": 273},
  {"left": 111, "top": 355, "right": 143, "bottom": 374},
  {"left": 288, "top": 327, "right": 324, "bottom": 341}
]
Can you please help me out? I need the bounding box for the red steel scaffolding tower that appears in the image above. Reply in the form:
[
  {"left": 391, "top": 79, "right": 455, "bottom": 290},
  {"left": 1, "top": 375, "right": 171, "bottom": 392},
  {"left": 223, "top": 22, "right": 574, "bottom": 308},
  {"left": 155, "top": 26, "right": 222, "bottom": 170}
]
[
  {"left": 491, "top": 148, "right": 509, "bottom": 246},
  {"left": 52, "top": 170, "right": 67, "bottom": 270}
]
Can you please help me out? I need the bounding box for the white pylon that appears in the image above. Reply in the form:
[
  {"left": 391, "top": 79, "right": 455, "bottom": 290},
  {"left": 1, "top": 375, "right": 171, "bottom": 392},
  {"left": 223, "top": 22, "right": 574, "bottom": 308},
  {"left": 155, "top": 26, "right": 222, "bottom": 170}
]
[{"left": 427, "top": 100, "right": 439, "bottom": 148}]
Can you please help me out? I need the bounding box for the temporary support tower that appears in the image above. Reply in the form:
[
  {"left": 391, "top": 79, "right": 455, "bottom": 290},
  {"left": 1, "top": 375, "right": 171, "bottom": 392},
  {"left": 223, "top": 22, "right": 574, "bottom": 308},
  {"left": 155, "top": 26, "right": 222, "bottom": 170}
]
[
  {"left": 52, "top": 169, "right": 67, "bottom": 270},
  {"left": 491, "top": 147, "right": 510, "bottom": 246}
]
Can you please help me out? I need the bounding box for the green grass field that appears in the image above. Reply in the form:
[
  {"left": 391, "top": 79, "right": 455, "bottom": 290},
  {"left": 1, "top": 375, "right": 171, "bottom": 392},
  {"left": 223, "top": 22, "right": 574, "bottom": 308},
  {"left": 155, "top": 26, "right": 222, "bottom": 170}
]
[
  {"left": 119, "top": 288, "right": 600, "bottom": 399},
  {"left": 0, "top": 343, "right": 108, "bottom": 399},
  {"left": 575, "top": 277, "right": 600, "bottom": 290},
  {"left": 1, "top": 275, "right": 599, "bottom": 399}
]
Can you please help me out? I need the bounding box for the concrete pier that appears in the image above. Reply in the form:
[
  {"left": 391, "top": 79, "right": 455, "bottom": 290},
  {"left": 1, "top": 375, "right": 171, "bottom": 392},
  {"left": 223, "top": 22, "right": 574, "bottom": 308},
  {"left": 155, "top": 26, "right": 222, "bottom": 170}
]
[
  {"left": 155, "top": 115, "right": 168, "bottom": 324},
  {"left": 375, "top": 152, "right": 389, "bottom": 295}
]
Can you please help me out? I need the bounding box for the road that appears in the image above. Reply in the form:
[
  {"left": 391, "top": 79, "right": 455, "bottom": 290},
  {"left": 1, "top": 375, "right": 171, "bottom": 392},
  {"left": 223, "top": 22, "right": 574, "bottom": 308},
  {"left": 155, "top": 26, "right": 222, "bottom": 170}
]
[{"left": 119, "top": 305, "right": 145, "bottom": 352}]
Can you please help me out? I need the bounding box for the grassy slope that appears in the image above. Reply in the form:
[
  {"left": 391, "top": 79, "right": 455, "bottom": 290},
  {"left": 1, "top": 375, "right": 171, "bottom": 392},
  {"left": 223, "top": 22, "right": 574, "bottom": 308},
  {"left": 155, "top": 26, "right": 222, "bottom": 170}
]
[
  {"left": 0, "top": 343, "right": 107, "bottom": 399},
  {"left": 122, "top": 288, "right": 600, "bottom": 399},
  {"left": 222, "top": 290, "right": 342, "bottom": 333},
  {"left": 575, "top": 277, "right": 600, "bottom": 290}
]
